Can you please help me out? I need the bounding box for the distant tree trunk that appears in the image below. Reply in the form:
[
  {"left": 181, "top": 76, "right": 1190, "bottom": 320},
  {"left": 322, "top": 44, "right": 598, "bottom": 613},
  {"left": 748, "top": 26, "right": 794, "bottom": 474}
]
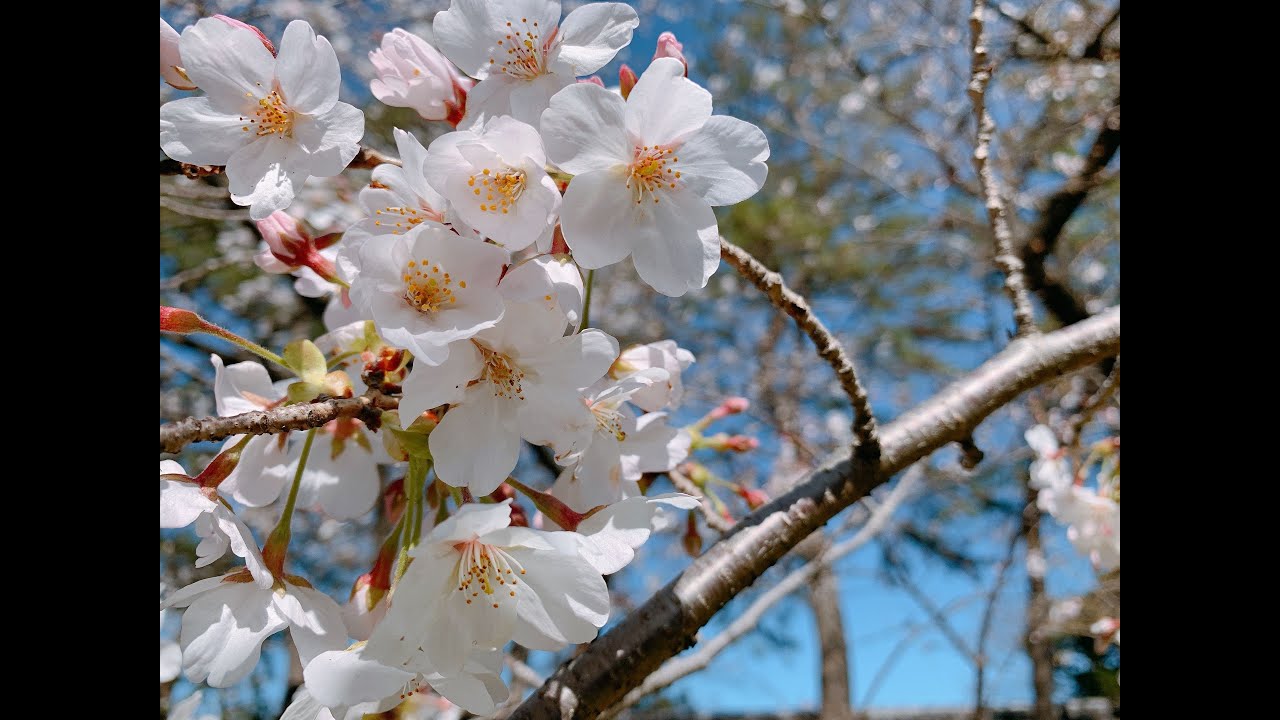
[
  {"left": 797, "top": 533, "right": 855, "bottom": 720},
  {"left": 1023, "top": 483, "right": 1055, "bottom": 720}
]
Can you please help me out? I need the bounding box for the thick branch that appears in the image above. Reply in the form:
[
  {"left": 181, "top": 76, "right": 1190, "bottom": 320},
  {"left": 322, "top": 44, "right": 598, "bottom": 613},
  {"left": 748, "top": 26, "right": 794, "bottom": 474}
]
[
  {"left": 720, "top": 238, "right": 880, "bottom": 463},
  {"left": 159, "top": 391, "right": 398, "bottom": 454},
  {"left": 1020, "top": 97, "right": 1121, "bottom": 328},
  {"left": 603, "top": 472, "right": 922, "bottom": 718},
  {"left": 507, "top": 307, "right": 1119, "bottom": 720},
  {"left": 969, "top": 0, "right": 1039, "bottom": 337}
]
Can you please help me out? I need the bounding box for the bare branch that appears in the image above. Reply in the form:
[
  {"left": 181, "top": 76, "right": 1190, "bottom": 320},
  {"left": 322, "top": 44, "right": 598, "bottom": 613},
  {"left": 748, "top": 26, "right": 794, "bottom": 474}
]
[
  {"left": 969, "top": 0, "right": 1039, "bottom": 337},
  {"left": 159, "top": 252, "right": 256, "bottom": 291},
  {"left": 1067, "top": 355, "right": 1120, "bottom": 445},
  {"left": 159, "top": 391, "right": 398, "bottom": 454},
  {"left": 720, "top": 237, "right": 880, "bottom": 463},
  {"left": 507, "top": 306, "right": 1119, "bottom": 720},
  {"left": 602, "top": 471, "right": 922, "bottom": 719}
]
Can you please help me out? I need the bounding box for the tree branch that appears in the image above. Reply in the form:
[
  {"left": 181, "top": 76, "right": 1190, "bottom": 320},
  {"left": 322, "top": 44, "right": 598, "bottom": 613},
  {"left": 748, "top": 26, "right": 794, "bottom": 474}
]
[
  {"left": 159, "top": 391, "right": 398, "bottom": 454},
  {"left": 1020, "top": 97, "right": 1121, "bottom": 328},
  {"left": 601, "top": 471, "right": 921, "bottom": 719},
  {"left": 720, "top": 238, "right": 881, "bottom": 463},
  {"left": 506, "top": 306, "right": 1119, "bottom": 720},
  {"left": 969, "top": 0, "right": 1039, "bottom": 338},
  {"left": 667, "top": 468, "right": 736, "bottom": 535}
]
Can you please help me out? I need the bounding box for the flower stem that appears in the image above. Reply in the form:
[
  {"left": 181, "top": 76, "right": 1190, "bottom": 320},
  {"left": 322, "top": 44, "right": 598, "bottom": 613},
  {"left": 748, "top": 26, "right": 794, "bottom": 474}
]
[
  {"left": 581, "top": 269, "right": 595, "bottom": 329},
  {"left": 263, "top": 428, "right": 316, "bottom": 577},
  {"left": 204, "top": 323, "right": 290, "bottom": 369}
]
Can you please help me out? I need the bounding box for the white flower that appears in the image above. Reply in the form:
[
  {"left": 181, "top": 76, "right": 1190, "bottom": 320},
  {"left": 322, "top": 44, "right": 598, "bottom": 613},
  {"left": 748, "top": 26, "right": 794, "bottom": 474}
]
[
  {"left": 498, "top": 254, "right": 586, "bottom": 326},
  {"left": 1063, "top": 489, "right": 1120, "bottom": 572},
  {"left": 370, "top": 28, "right": 474, "bottom": 123},
  {"left": 159, "top": 19, "right": 365, "bottom": 220},
  {"left": 540, "top": 57, "right": 769, "bottom": 296},
  {"left": 169, "top": 690, "right": 220, "bottom": 720},
  {"left": 160, "top": 460, "right": 272, "bottom": 587},
  {"left": 162, "top": 571, "right": 347, "bottom": 687},
  {"left": 366, "top": 500, "right": 610, "bottom": 672},
  {"left": 552, "top": 373, "right": 692, "bottom": 512},
  {"left": 161, "top": 607, "right": 182, "bottom": 682},
  {"left": 434, "top": 0, "right": 639, "bottom": 126},
  {"left": 298, "top": 646, "right": 507, "bottom": 718},
  {"left": 611, "top": 339, "right": 696, "bottom": 411},
  {"left": 545, "top": 493, "right": 700, "bottom": 574},
  {"left": 349, "top": 223, "right": 509, "bottom": 366},
  {"left": 161, "top": 17, "right": 196, "bottom": 90},
  {"left": 210, "top": 355, "right": 292, "bottom": 507},
  {"left": 423, "top": 115, "right": 561, "bottom": 250},
  {"left": 398, "top": 300, "right": 617, "bottom": 495}
]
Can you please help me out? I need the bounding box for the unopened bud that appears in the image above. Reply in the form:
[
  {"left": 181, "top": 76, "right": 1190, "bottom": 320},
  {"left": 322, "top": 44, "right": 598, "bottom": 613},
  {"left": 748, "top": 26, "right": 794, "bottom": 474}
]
[
  {"left": 701, "top": 432, "right": 759, "bottom": 453},
  {"left": 255, "top": 211, "right": 340, "bottom": 283},
  {"left": 370, "top": 28, "right": 474, "bottom": 126},
  {"left": 619, "top": 64, "right": 639, "bottom": 99},
  {"left": 682, "top": 511, "right": 703, "bottom": 557},
  {"left": 653, "top": 31, "right": 688, "bottom": 75},
  {"left": 678, "top": 462, "right": 710, "bottom": 487},
  {"left": 214, "top": 15, "right": 276, "bottom": 55},
  {"left": 736, "top": 485, "right": 769, "bottom": 510},
  {"left": 160, "top": 306, "right": 207, "bottom": 334},
  {"left": 504, "top": 477, "right": 585, "bottom": 530}
]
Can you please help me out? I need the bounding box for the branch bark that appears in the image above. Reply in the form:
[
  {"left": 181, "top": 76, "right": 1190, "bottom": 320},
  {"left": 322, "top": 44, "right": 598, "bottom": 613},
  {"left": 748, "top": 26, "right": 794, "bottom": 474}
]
[
  {"left": 506, "top": 306, "right": 1119, "bottom": 720},
  {"left": 720, "top": 238, "right": 880, "bottom": 463},
  {"left": 159, "top": 391, "right": 398, "bottom": 454},
  {"left": 969, "top": 0, "right": 1039, "bottom": 338}
]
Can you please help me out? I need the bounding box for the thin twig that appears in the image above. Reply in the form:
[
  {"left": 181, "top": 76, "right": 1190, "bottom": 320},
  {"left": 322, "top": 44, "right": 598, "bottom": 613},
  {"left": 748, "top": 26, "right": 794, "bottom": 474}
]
[
  {"left": 1066, "top": 355, "right": 1120, "bottom": 445},
  {"left": 160, "top": 252, "right": 256, "bottom": 291},
  {"left": 159, "top": 195, "right": 251, "bottom": 221},
  {"left": 667, "top": 468, "right": 735, "bottom": 534},
  {"left": 968, "top": 0, "right": 1039, "bottom": 338},
  {"left": 720, "top": 237, "right": 881, "bottom": 464},
  {"left": 159, "top": 390, "right": 398, "bottom": 454},
  {"left": 506, "top": 307, "right": 1119, "bottom": 720},
  {"left": 601, "top": 470, "right": 922, "bottom": 719}
]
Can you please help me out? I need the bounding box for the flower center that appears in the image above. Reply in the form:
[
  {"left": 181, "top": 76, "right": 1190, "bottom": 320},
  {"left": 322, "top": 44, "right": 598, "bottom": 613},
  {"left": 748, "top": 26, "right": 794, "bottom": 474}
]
[
  {"left": 489, "top": 18, "right": 553, "bottom": 80},
  {"left": 626, "top": 145, "right": 681, "bottom": 204},
  {"left": 468, "top": 167, "right": 527, "bottom": 215},
  {"left": 453, "top": 540, "right": 526, "bottom": 608},
  {"left": 374, "top": 206, "right": 445, "bottom": 234},
  {"left": 402, "top": 258, "right": 460, "bottom": 314},
  {"left": 241, "top": 89, "right": 294, "bottom": 138},
  {"left": 472, "top": 341, "right": 525, "bottom": 400},
  {"left": 586, "top": 398, "right": 627, "bottom": 441}
]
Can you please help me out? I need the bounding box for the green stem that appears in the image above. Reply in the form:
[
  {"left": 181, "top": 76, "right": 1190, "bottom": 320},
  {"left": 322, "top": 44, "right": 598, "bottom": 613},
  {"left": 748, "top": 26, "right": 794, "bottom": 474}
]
[
  {"left": 580, "top": 269, "right": 595, "bottom": 329},
  {"left": 263, "top": 428, "right": 316, "bottom": 577},
  {"left": 327, "top": 349, "right": 362, "bottom": 369},
  {"left": 277, "top": 428, "right": 316, "bottom": 532},
  {"left": 205, "top": 324, "right": 289, "bottom": 370}
]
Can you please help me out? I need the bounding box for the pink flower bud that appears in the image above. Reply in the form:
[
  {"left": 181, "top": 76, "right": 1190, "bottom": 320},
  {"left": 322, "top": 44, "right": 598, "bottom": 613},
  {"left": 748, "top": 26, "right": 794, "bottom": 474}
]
[
  {"left": 370, "top": 29, "right": 474, "bottom": 126},
  {"left": 736, "top": 485, "right": 769, "bottom": 510},
  {"left": 254, "top": 211, "right": 340, "bottom": 283},
  {"left": 578, "top": 76, "right": 606, "bottom": 87},
  {"left": 160, "top": 306, "right": 205, "bottom": 334},
  {"left": 160, "top": 18, "right": 197, "bottom": 90},
  {"left": 704, "top": 433, "right": 759, "bottom": 453},
  {"left": 213, "top": 15, "right": 276, "bottom": 55},
  {"left": 504, "top": 478, "right": 586, "bottom": 531},
  {"left": 619, "top": 64, "right": 639, "bottom": 99},
  {"left": 653, "top": 31, "right": 688, "bottom": 75},
  {"left": 683, "top": 511, "right": 703, "bottom": 557},
  {"left": 709, "top": 396, "right": 750, "bottom": 421}
]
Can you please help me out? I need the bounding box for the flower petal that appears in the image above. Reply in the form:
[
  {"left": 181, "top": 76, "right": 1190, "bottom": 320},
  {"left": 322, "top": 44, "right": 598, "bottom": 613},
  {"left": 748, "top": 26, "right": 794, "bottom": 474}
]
[
  {"left": 160, "top": 479, "right": 214, "bottom": 528},
  {"left": 506, "top": 545, "right": 609, "bottom": 648},
  {"left": 292, "top": 102, "right": 365, "bottom": 177},
  {"left": 305, "top": 648, "right": 415, "bottom": 709},
  {"left": 675, "top": 115, "right": 770, "bottom": 206},
  {"left": 277, "top": 585, "right": 349, "bottom": 666},
  {"left": 180, "top": 583, "right": 287, "bottom": 687},
  {"left": 160, "top": 97, "right": 250, "bottom": 166},
  {"left": 628, "top": 190, "right": 719, "bottom": 296},
  {"left": 555, "top": 2, "right": 638, "bottom": 75},
  {"left": 226, "top": 137, "right": 309, "bottom": 220},
  {"left": 557, "top": 168, "right": 635, "bottom": 269},
  {"left": 626, "top": 57, "right": 711, "bottom": 146},
  {"left": 430, "top": 392, "right": 521, "bottom": 495},
  {"left": 179, "top": 17, "right": 275, "bottom": 112},
  {"left": 276, "top": 20, "right": 340, "bottom": 115},
  {"left": 540, "top": 82, "right": 629, "bottom": 175},
  {"left": 398, "top": 338, "right": 482, "bottom": 419}
]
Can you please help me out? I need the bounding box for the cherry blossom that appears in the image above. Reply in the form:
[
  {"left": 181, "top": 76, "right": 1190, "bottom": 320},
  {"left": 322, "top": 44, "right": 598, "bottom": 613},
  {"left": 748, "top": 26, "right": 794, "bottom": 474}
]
[
  {"left": 544, "top": 493, "right": 700, "bottom": 574},
  {"left": 541, "top": 57, "right": 770, "bottom": 296},
  {"left": 398, "top": 300, "right": 617, "bottom": 495},
  {"left": 422, "top": 115, "right": 561, "bottom": 250},
  {"left": 348, "top": 223, "right": 509, "bottom": 366},
  {"left": 434, "top": 0, "right": 639, "bottom": 126},
  {"left": 370, "top": 28, "right": 473, "bottom": 125},
  {"left": 298, "top": 646, "right": 507, "bottom": 718},
  {"left": 209, "top": 355, "right": 292, "bottom": 507},
  {"left": 161, "top": 17, "right": 196, "bottom": 90},
  {"left": 159, "top": 19, "right": 365, "bottom": 219},
  {"left": 160, "top": 460, "right": 272, "bottom": 586},
  {"left": 611, "top": 339, "right": 696, "bottom": 411},
  {"left": 366, "top": 500, "right": 611, "bottom": 672},
  {"left": 162, "top": 570, "right": 346, "bottom": 687}
]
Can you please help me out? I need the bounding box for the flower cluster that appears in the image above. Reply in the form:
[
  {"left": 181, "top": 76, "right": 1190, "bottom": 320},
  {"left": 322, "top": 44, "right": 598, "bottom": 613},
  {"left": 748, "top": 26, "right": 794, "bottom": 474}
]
[
  {"left": 159, "top": 2, "right": 769, "bottom": 716},
  {"left": 1025, "top": 425, "right": 1120, "bottom": 572}
]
